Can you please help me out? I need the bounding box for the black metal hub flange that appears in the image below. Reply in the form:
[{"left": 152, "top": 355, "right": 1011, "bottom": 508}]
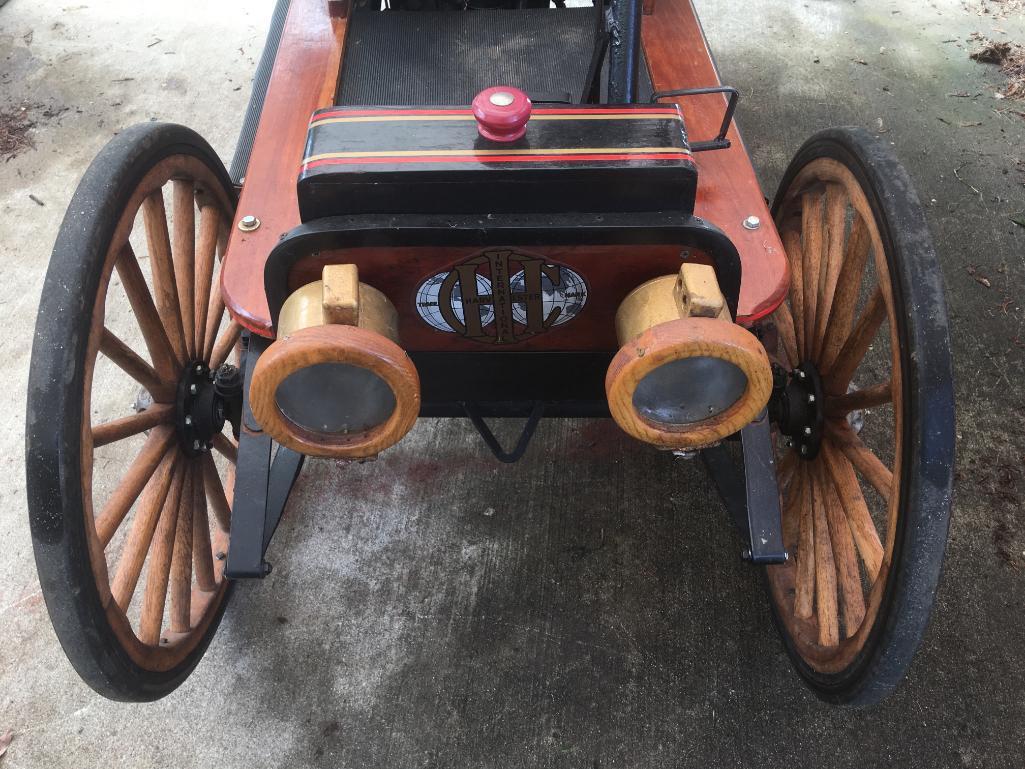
[
  {"left": 768, "top": 361, "right": 824, "bottom": 460},
  {"left": 175, "top": 362, "right": 244, "bottom": 458}
]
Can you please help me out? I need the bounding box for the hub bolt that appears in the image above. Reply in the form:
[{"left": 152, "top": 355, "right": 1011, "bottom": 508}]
[
  {"left": 190, "top": 384, "right": 198, "bottom": 395},
  {"left": 807, "top": 394, "right": 816, "bottom": 404},
  {"left": 803, "top": 426, "right": 812, "bottom": 436},
  {"left": 184, "top": 415, "right": 193, "bottom": 426}
]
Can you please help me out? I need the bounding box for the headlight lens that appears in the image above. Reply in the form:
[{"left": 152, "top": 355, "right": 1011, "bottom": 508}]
[
  {"left": 632, "top": 356, "right": 748, "bottom": 426},
  {"left": 275, "top": 362, "right": 396, "bottom": 434}
]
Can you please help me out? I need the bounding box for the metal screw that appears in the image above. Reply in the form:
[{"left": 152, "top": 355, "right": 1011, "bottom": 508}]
[
  {"left": 672, "top": 449, "right": 698, "bottom": 459},
  {"left": 740, "top": 548, "right": 753, "bottom": 561},
  {"left": 215, "top": 551, "right": 226, "bottom": 561},
  {"left": 807, "top": 394, "right": 816, "bottom": 404},
  {"left": 803, "top": 426, "right": 812, "bottom": 436},
  {"left": 742, "top": 215, "right": 761, "bottom": 230},
  {"left": 238, "top": 214, "right": 260, "bottom": 232},
  {"left": 184, "top": 415, "right": 193, "bottom": 426},
  {"left": 190, "top": 383, "right": 198, "bottom": 395}
]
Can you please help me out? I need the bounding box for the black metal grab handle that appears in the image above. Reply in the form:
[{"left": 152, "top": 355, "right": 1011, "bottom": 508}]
[{"left": 651, "top": 86, "right": 740, "bottom": 153}]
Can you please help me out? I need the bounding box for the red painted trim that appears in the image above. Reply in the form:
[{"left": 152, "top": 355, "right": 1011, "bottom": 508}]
[
  {"left": 311, "top": 107, "right": 682, "bottom": 121},
  {"left": 303, "top": 152, "right": 694, "bottom": 169}
]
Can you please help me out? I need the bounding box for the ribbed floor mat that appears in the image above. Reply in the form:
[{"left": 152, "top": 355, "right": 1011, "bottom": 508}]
[{"left": 337, "top": 8, "right": 600, "bottom": 105}]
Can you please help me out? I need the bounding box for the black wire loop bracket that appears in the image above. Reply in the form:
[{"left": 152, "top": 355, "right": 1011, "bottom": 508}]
[
  {"left": 651, "top": 86, "right": 740, "bottom": 153},
  {"left": 462, "top": 401, "right": 545, "bottom": 464}
]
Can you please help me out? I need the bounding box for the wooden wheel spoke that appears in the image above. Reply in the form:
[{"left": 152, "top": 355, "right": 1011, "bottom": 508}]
[
  {"left": 801, "top": 190, "right": 824, "bottom": 360},
  {"left": 817, "top": 214, "right": 871, "bottom": 373},
  {"left": 211, "top": 432, "right": 238, "bottom": 464},
  {"left": 142, "top": 190, "right": 188, "bottom": 366},
  {"left": 201, "top": 453, "right": 232, "bottom": 532},
  {"left": 814, "top": 184, "right": 848, "bottom": 359},
  {"left": 822, "top": 442, "right": 884, "bottom": 581},
  {"left": 202, "top": 283, "right": 226, "bottom": 362},
  {"left": 169, "top": 465, "right": 195, "bottom": 633},
  {"left": 194, "top": 206, "right": 221, "bottom": 360},
  {"left": 825, "top": 379, "right": 893, "bottom": 417},
  {"left": 139, "top": 460, "right": 187, "bottom": 645},
  {"left": 93, "top": 403, "right": 174, "bottom": 448},
  {"left": 94, "top": 425, "right": 176, "bottom": 546},
  {"left": 172, "top": 180, "right": 197, "bottom": 360},
  {"left": 110, "top": 451, "right": 179, "bottom": 610},
  {"left": 810, "top": 469, "right": 840, "bottom": 647},
  {"left": 820, "top": 462, "right": 866, "bottom": 636},
  {"left": 209, "top": 319, "right": 242, "bottom": 371},
  {"left": 192, "top": 472, "right": 217, "bottom": 592},
  {"left": 99, "top": 328, "right": 175, "bottom": 403},
  {"left": 795, "top": 466, "right": 815, "bottom": 620},
  {"left": 826, "top": 418, "right": 894, "bottom": 502},
  {"left": 824, "top": 287, "right": 886, "bottom": 394},
  {"left": 772, "top": 302, "right": 799, "bottom": 368},
  {"left": 781, "top": 460, "right": 805, "bottom": 552},
  {"left": 114, "top": 244, "right": 180, "bottom": 384},
  {"left": 783, "top": 229, "right": 805, "bottom": 357}
]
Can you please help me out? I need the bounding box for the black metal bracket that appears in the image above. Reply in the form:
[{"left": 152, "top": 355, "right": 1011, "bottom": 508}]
[
  {"left": 651, "top": 86, "right": 740, "bottom": 152},
  {"left": 462, "top": 401, "right": 544, "bottom": 463},
  {"left": 700, "top": 411, "right": 788, "bottom": 565},
  {"left": 224, "top": 333, "right": 306, "bottom": 579}
]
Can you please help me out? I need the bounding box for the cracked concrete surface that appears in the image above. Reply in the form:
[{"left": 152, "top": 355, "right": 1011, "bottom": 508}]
[{"left": 1, "top": 0, "right": 1024, "bottom": 766}]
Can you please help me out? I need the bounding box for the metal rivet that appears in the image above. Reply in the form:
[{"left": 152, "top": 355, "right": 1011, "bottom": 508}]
[
  {"left": 238, "top": 214, "right": 260, "bottom": 232},
  {"left": 190, "top": 384, "right": 198, "bottom": 395},
  {"left": 184, "top": 415, "right": 193, "bottom": 426},
  {"left": 803, "top": 426, "right": 812, "bottom": 436},
  {"left": 489, "top": 91, "right": 515, "bottom": 107},
  {"left": 742, "top": 215, "right": 761, "bottom": 230},
  {"left": 807, "top": 394, "right": 816, "bottom": 404}
]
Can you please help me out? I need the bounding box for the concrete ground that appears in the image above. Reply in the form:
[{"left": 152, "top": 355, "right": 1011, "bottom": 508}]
[{"left": 1, "top": 0, "right": 1024, "bottom": 766}]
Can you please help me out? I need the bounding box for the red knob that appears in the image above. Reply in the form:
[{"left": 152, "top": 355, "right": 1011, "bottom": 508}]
[{"left": 472, "top": 86, "right": 532, "bottom": 143}]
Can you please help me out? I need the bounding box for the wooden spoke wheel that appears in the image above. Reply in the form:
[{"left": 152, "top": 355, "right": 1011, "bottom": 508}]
[
  {"left": 27, "top": 123, "right": 243, "bottom": 701},
  {"left": 762, "top": 128, "right": 955, "bottom": 705}
]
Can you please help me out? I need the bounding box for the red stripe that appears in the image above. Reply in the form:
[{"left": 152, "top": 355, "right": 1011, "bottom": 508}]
[
  {"left": 311, "top": 107, "right": 681, "bottom": 121},
  {"left": 303, "top": 153, "right": 694, "bottom": 169}
]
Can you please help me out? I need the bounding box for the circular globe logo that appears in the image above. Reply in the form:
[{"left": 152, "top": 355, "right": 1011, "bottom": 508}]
[{"left": 414, "top": 250, "right": 588, "bottom": 345}]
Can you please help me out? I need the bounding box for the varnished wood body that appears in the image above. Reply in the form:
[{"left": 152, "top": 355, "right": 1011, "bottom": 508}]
[{"left": 220, "top": 0, "right": 789, "bottom": 337}]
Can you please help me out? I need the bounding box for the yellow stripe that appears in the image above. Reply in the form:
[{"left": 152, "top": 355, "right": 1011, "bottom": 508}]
[
  {"left": 310, "top": 112, "right": 682, "bottom": 127},
  {"left": 303, "top": 147, "right": 690, "bottom": 163}
]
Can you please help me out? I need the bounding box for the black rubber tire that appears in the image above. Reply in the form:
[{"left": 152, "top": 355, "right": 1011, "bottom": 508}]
[
  {"left": 26, "top": 122, "right": 237, "bottom": 702},
  {"left": 767, "top": 127, "right": 955, "bottom": 706}
]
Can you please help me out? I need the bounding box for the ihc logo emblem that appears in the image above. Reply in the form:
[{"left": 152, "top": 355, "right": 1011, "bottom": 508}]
[{"left": 415, "top": 249, "right": 588, "bottom": 345}]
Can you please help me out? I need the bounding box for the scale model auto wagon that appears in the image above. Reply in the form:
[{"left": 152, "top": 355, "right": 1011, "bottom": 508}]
[{"left": 27, "top": 0, "right": 955, "bottom": 706}]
